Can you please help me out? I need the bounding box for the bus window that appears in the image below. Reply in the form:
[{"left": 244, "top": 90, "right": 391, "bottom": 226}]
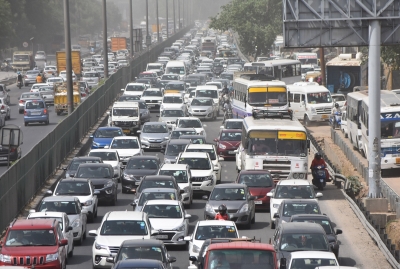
[{"left": 293, "top": 94, "right": 300, "bottom": 103}]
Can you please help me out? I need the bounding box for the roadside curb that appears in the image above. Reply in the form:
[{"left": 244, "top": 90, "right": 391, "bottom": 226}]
[{"left": 0, "top": 76, "right": 17, "bottom": 87}]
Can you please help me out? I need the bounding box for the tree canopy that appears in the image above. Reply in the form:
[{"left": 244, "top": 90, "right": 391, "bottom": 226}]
[{"left": 209, "top": 0, "right": 282, "bottom": 59}]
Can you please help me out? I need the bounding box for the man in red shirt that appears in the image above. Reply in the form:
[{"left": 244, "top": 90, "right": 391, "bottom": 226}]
[
  {"left": 310, "top": 152, "right": 329, "bottom": 184},
  {"left": 215, "top": 204, "right": 230, "bottom": 220}
]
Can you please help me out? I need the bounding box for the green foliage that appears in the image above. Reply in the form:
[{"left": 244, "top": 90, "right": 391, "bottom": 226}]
[
  {"left": 0, "top": 0, "right": 14, "bottom": 50},
  {"left": 381, "top": 46, "right": 400, "bottom": 70},
  {"left": 209, "top": 0, "right": 282, "bottom": 59},
  {"left": 346, "top": 176, "right": 363, "bottom": 196}
]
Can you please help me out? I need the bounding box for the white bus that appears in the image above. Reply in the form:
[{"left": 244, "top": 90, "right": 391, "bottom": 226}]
[
  {"left": 291, "top": 52, "right": 318, "bottom": 66},
  {"left": 360, "top": 90, "right": 400, "bottom": 170},
  {"left": 231, "top": 74, "right": 288, "bottom": 118},
  {"left": 235, "top": 115, "right": 309, "bottom": 179},
  {"left": 346, "top": 91, "right": 367, "bottom": 151},
  {"left": 243, "top": 59, "right": 302, "bottom": 84}
]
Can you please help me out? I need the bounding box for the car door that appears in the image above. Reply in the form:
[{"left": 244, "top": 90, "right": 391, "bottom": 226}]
[
  {"left": 56, "top": 225, "right": 67, "bottom": 262},
  {"left": 162, "top": 244, "right": 173, "bottom": 269},
  {"left": 90, "top": 181, "right": 98, "bottom": 211},
  {"left": 64, "top": 214, "right": 73, "bottom": 253},
  {"left": 76, "top": 199, "right": 87, "bottom": 232},
  {"left": 188, "top": 221, "right": 199, "bottom": 253}
]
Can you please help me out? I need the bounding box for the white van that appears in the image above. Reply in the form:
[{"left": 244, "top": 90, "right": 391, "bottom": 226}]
[
  {"left": 194, "top": 85, "right": 219, "bottom": 105},
  {"left": 108, "top": 102, "right": 141, "bottom": 134},
  {"left": 287, "top": 82, "right": 333, "bottom": 126},
  {"left": 165, "top": 60, "right": 187, "bottom": 79}
]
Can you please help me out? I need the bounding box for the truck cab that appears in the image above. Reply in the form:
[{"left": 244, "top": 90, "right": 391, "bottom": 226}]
[{"left": 108, "top": 102, "right": 141, "bottom": 135}]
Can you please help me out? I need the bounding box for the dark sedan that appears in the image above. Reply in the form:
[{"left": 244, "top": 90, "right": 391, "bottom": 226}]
[
  {"left": 274, "top": 199, "right": 321, "bottom": 228},
  {"left": 75, "top": 163, "right": 118, "bottom": 205},
  {"left": 235, "top": 170, "right": 274, "bottom": 211},
  {"left": 290, "top": 214, "right": 342, "bottom": 257},
  {"left": 122, "top": 156, "right": 161, "bottom": 193},
  {"left": 63, "top": 156, "right": 103, "bottom": 178}
]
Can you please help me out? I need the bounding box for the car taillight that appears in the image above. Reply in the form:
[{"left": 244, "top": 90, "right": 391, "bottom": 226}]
[
  {"left": 1, "top": 105, "right": 4, "bottom": 110},
  {"left": 81, "top": 93, "right": 87, "bottom": 97},
  {"left": 19, "top": 100, "right": 25, "bottom": 104},
  {"left": 43, "top": 109, "right": 47, "bottom": 114},
  {"left": 24, "top": 110, "right": 27, "bottom": 115},
  {"left": 10, "top": 147, "right": 16, "bottom": 153}
]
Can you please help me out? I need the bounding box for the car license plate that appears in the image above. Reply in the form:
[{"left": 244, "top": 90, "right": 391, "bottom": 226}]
[
  {"left": 31, "top": 112, "right": 41, "bottom": 115},
  {"left": 147, "top": 104, "right": 155, "bottom": 107},
  {"left": 228, "top": 151, "right": 235, "bottom": 154},
  {"left": 135, "top": 182, "right": 140, "bottom": 185},
  {"left": 321, "top": 114, "right": 328, "bottom": 119},
  {"left": 320, "top": 179, "right": 324, "bottom": 182},
  {"left": 396, "top": 158, "right": 400, "bottom": 164},
  {"left": 123, "top": 129, "right": 130, "bottom": 134},
  {"left": 155, "top": 235, "right": 168, "bottom": 239},
  {"left": 255, "top": 201, "right": 262, "bottom": 205},
  {"left": 192, "top": 186, "right": 201, "bottom": 190},
  {"left": 150, "top": 144, "right": 161, "bottom": 148}
]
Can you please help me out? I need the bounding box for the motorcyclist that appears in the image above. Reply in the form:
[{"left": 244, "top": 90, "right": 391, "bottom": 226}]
[
  {"left": 16, "top": 72, "right": 23, "bottom": 85},
  {"left": 310, "top": 152, "right": 328, "bottom": 185},
  {"left": 223, "top": 99, "right": 231, "bottom": 112},
  {"left": 331, "top": 103, "right": 341, "bottom": 115},
  {"left": 222, "top": 84, "right": 229, "bottom": 96},
  {"left": 215, "top": 204, "right": 230, "bottom": 220},
  {"left": 36, "top": 73, "right": 43, "bottom": 83}
]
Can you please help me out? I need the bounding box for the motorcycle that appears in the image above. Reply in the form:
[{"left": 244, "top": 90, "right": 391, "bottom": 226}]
[
  {"left": 17, "top": 80, "right": 22, "bottom": 89},
  {"left": 329, "top": 111, "right": 342, "bottom": 129},
  {"left": 312, "top": 165, "right": 327, "bottom": 191}
]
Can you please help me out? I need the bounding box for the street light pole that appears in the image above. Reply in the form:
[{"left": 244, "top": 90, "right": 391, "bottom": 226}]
[
  {"left": 182, "top": 0, "right": 184, "bottom": 28},
  {"left": 130, "top": 0, "right": 134, "bottom": 59},
  {"left": 173, "top": 0, "right": 176, "bottom": 34},
  {"left": 146, "top": 0, "right": 149, "bottom": 38},
  {"left": 166, "top": 0, "right": 169, "bottom": 39},
  {"left": 103, "top": 0, "right": 109, "bottom": 78},
  {"left": 156, "top": 0, "right": 160, "bottom": 42},
  {"left": 63, "top": 0, "right": 74, "bottom": 114},
  {"left": 178, "top": 0, "right": 180, "bottom": 30}
]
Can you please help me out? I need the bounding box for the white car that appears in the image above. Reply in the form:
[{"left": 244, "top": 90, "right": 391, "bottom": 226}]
[
  {"left": 287, "top": 251, "right": 339, "bottom": 268},
  {"left": 48, "top": 177, "right": 99, "bottom": 223},
  {"left": 122, "top": 83, "right": 146, "bottom": 97},
  {"left": 160, "top": 93, "right": 187, "bottom": 114},
  {"left": 118, "top": 60, "right": 129, "bottom": 67},
  {"left": 27, "top": 211, "right": 74, "bottom": 258},
  {"left": 43, "top": 65, "right": 57, "bottom": 78},
  {"left": 141, "top": 88, "right": 163, "bottom": 110},
  {"left": 30, "top": 83, "right": 49, "bottom": 92},
  {"left": 341, "top": 109, "right": 349, "bottom": 138},
  {"left": 267, "top": 179, "right": 323, "bottom": 229},
  {"left": 46, "top": 76, "right": 64, "bottom": 86},
  {"left": 59, "top": 70, "right": 77, "bottom": 81},
  {"left": 331, "top": 93, "right": 346, "bottom": 108},
  {"left": 184, "top": 144, "right": 223, "bottom": 184},
  {"left": 105, "top": 136, "right": 143, "bottom": 165},
  {"left": 92, "top": 54, "right": 102, "bottom": 63},
  {"left": 184, "top": 220, "right": 239, "bottom": 260},
  {"left": 176, "top": 117, "right": 207, "bottom": 139},
  {"left": 142, "top": 200, "right": 191, "bottom": 248},
  {"left": 176, "top": 152, "right": 216, "bottom": 195},
  {"left": 88, "top": 149, "right": 123, "bottom": 181},
  {"left": 158, "top": 163, "right": 193, "bottom": 206},
  {"left": 82, "top": 71, "right": 100, "bottom": 87},
  {"left": 89, "top": 211, "right": 152, "bottom": 269}
]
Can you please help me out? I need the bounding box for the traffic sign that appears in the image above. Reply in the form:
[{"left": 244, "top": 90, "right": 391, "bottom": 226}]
[{"left": 23, "top": 42, "right": 28, "bottom": 48}]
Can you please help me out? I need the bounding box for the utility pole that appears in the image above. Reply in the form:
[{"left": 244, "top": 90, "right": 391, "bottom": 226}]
[
  {"left": 182, "top": 0, "right": 184, "bottom": 28},
  {"left": 103, "top": 0, "right": 109, "bottom": 78},
  {"left": 130, "top": 0, "right": 134, "bottom": 59},
  {"left": 178, "top": 0, "right": 180, "bottom": 30},
  {"left": 63, "top": 0, "right": 73, "bottom": 114},
  {"left": 173, "top": 0, "right": 176, "bottom": 34},
  {"left": 166, "top": 0, "right": 169, "bottom": 39},
  {"left": 156, "top": 0, "right": 160, "bottom": 42}
]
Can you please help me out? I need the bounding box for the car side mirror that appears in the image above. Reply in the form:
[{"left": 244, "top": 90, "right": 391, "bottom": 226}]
[
  {"left": 81, "top": 209, "right": 88, "bottom": 214},
  {"left": 104, "top": 145, "right": 109, "bottom": 149},
  {"left": 69, "top": 173, "right": 75, "bottom": 178},
  {"left": 184, "top": 235, "right": 192, "bottom": 241},
  {"left": 189, "top": 256, "right": 197, "bottom": 262},
  {"left": 185, "top": 214, "right": 191, "bottom": 219},
  {"left": 160, "top": 149, "right": 165, "bottom": 153},
  {"left": 336, "top": 229, "right": 343, "bottom": 235},
  {"left": 45, "top": 190, "right": 53, "bottom": 196},
  {"left": 156, "top": 114, "right": 160, "bottom": 117},
  {"left": 60, "top": 239, "right": 68, "bottom": 246},
  {"left": 273, "top": 213, "right": 280, "bottom": 218},
  {"left": 249, "top": 196, "right": 255, "bottom": 200},
  {"left": 218, "top": 157, "right": 224, "bottom": 161},
  {"left": 315, "top": 192, "right": 323, "bottom": 198},
  {"left": 121, "top": 88, "right": 124, "bottom": 92},
  {"left": 106, "top": 111, "right": 110, "bottom": 115},
  {"left": 68, "top": 226, "right": 73, "bottom": 231},
  {"left": 266, "top": 192, "right": 273, "bottom": 197},
  {"left": 106, "top": 257, "right": 114, "bottom": 263},
  {"left": 202, "top": 195, "right": 208, "bottom": 200},
  {"left": 168, "top": 256, "right": 177, "bottom": 263},
  {"left": 130, "top": 202, "right": 136, "bottom": 207},
  {"left": 29, "top": 209, "right": 36, "bottom": 213},
  {"left": 88, "top": 230, "right": 97, "bottom": 236},
  {"left": 94, "top": 190, "right": 100, "bottom": 195},
  {"left": 213, "top": 138, "right": 218, "bottom": 142},
  {"left": 137, "top": 130, "right": 141, "bottom": 134},
  {"left": 180, "top": 189, "right": 185, "bottom": 194},
  {"left": 90, "top": 135, "right": 94, "bottom": 138}
]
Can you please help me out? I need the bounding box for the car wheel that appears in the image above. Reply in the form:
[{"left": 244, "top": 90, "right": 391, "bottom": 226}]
[
  {"left": 245, "top": 217, "right": 251, "bottom": 229},
  {"left": 335, "top": 249, "right": 339, "bottom": 258},
  {"left": 110, "top": 193, "right": 117, "bottom": 206},
  {"left": 24, "top": 122, "right": 28, "bottom": 126},
  {"left": 271, "top": 221, "right": 275, "bottom": 229},
  {"left": 45, "top": 120, "right": 49, "bottom": 125},
  {"left": 94, "top": 206, "right": 98, "bottom": 218},
  {"left": 180, "top": 242, "right": 188, "bottom": 250},
  {"left": 251, "top": 212, "right": 255, "bottom": 224},
  {"left": 83, "top": 228, "right": 87, "bottom": 240},
  {"left": 304, "top": 115, "right": 311, "bottom": 127},
  {"left": 88, "top": 212, "right": 94, "bottom": 223}
]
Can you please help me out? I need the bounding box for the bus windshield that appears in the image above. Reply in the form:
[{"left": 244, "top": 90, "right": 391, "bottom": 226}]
[
  {"left": 381, "top": 118, "right": 400, "bottom": 139},
  {"left": 248, "top": 88, "right": 287, "bottom": 106}
]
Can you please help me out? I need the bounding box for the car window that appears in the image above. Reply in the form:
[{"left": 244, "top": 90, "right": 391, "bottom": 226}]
[
  {"left": 159, "top": 170, "right": 188, "bottom": 183},
  {"left": 111, "top": 139, "right": 139, "bottom": 149},
  {"left": 143, "top": 124, "right": 168, "bottom": 133},
  {"left": 116, "top": 246, "right": 163, "bottom": 262},
  {"left": 195, "top": 225, "right": 237, "bottom": 240},
  {"left": 95, "top": 129, "right": 123, "bottom": 138},
  {"left": 5, "top": 229, "right": 56, "bottom": 246},
  {"left": 220, "top": 132, "right": 241, "bottom": 141},
  {"left": 89, "top": 151, "right": 118, "bottom": 161},
  {"left": 177, "top": 119, "right": 201, "bottom": 128},
  {"left": 279, "top": 233, "right": 329, "bottom": 251},
  {"left": 38, "top": 201, "right": 80, "bottom": 215},
  {"left": 185, "top": 148, "right": 216, "bottom": 160},
  {"left": 210, "top": 187, "right": 245, "bottom": 200},
  {"left": 143, "top": 204, "right": 182, "bottom": 218},
  {"left": 100, "top": 220, "right": 148, "bottom": 235},
  {"left": 139, "top": 180, "right": 175, "bottom": 192},
  {"left": 126, "top": 159, "right": 159, "bottom": 170},
  {"left": 69, "top": 159, "right": 102, "bottom": 170},
  {"left": 225, "top": 121, "right": 243, "bottom": 129},
  {"left": 76, "top": 166, "right": 113, "bottom": 178},
  {"left": 55, "top": 181, "right": 91, "bottom": 195},
  {"left": 275, "top": 185, "right": 314, "bottom": 199},
  {"left": 238, "top": 174, "right": 273, "bottom": 187},
  {"left": 282, "top": 202, "right": 320, "bottom": 217},
  {"left": 165, "top": 144, "right": 187, "bottom": 156},
  {"left": 28, "top": 216, "right": 64, "bottom": 230},
  {"left": 177, "top": 157, "right": 211, "bottom": 170},
  {"left": 161, "top": 110, "right": 184, "bottom": 117},
  {"left": 138, "top": 191, "right": 177, "bottom": 206}
]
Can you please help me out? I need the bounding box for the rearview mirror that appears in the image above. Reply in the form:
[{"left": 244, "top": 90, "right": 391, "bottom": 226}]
[
  {"left": 273, "top": 213, "right": 280, "bottom": 219},
  {"left": 184, "top": 214, "right": 191, "bottom": 219},
  {"left": 168, "top": 256, "right": 177, "bottom": 263},
  {"left": 336, "top": 229, "right": 343, "bottom": 235},
  {"left": 315, "top": 192, "right": 323, "bottom": 198},
  {"left": 45, "top": 190, "right": 53, "bottom": 196},
  {"left": 130, "top": 202, "right": 136, "bottom": 207},
  {"left": 189, "top": 256, "right": 197, "bottom": 262},
  {"left": 202, "top": 195, "right": 208, "bottom": 200},
  {"left": 266, "top": 192, "right": 273, "bottom": 197}
]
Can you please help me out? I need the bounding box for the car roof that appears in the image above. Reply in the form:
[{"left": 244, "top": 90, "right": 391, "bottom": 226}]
[
  {"left": 72, "top": 156, "right": 102, "bottom": 161},
  {"left": 143, "top": 122, "right": 167, "bottom": 126},
  {"left": 89, "top": 149, "right": 118, "bottom": 154},
  {"left": 143, "top": 175, "right": 175, "bottom": 181},
  {"left": 214, "top": 183, "right": 246, "bottom": 189},
  {"left": 77, "top": 163, "right": 112, "bottom": 168},
  {"left": 59, "top": 178, "right": 89, "bottom": 183},
  {"left": 239, "top": 170, "right": 272, "bottom": 175},
  {"left": 167, "top": 139, "right": 192, "bottom": 145},
  {"left": 290, "top": 251, "right": 336, "bottom": 259},
  {"left": 179, "top": 152, "right": 209, "bottom": 158},
  {"left": 221, "top": 129, "right": 242, "bottom": 133},
  {"left": 290, "top": 214, "right": 331, "bottom": 221},
  {"left": 127, "top": 155, "right": 160, "bottom": 161},
  {"left": 281, "top": 222, "right": 326, "bottom": 233},
  {"left": 43, "top": 196, "right": 78, "bottom": 202},
  {"left": 283, "top": 199, "right": 319, "bottom": 204},
  {"left": 106, "top": 211, "right": 148, "bottom": 221},
  {"left": 28, "top": 211, "right": 66, "bottom": 218},
  {"left": 142, "top": 188, "right": 177, "bottom": 193},
  {"left": 11, "top": 219, "right": 57, "bottom": 229},
  {"left": 277, "top": 179, "right": 312, "bottom": 186},
  {"left": 145, "top": 199, "right": 180, "bottom": 206},
  {"left": 198, "top": 220, "right": 236, "bottom": 226},
  {"left": 113, "top": 136, "right": 139, "bottom": 140},
  {"left": 160, "top": 163, "right": 188, "bottom": 170},
  {"left": 208, "top": 242, "right": 275, "bottom": 251},
  {"left": 121, "top": 239, "right": 164, "bottom": 247}
]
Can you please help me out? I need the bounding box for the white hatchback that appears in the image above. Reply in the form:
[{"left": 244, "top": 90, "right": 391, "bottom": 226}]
[
  {"left": 105, "top": 136, "right": 143, "bottom": 165},
  {"left": 175, "top": 117, "right": 207, "bottom": 139}
]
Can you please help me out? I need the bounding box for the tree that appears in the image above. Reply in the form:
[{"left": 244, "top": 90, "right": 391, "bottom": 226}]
[
  {"left": 209, "top": 0, "right": 282, "bottom": 59},
  {"left": 0, "top": 0, "right": 14, "bottom": 50}
]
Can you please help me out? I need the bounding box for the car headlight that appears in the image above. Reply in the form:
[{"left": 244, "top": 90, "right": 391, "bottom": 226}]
[
  {"left": 113, "top": 166, "right": 119, "bottom": 172},
  {"left": 172, "top": 222, "right": 186, "bottom": 231},
  {"left": 95, "top": 241, "right": 108, "bottom": 250},
  {"left": 273, "top": 203, "right": 280, "bottom": 209},
  {"left": 160, "top": 105, "right": 164, "bottom": 110},
  {"left": 164, "top": 158, "right": 171, "bottom": 164},
  {"left": 311, "top": 107, "right": 316, "bottom": 114},
  {"left": 46, "top": 252, "right": 59, "bottom": 262},
  {"left": 205, "top": 176, "right": 214, "bottom": 186},
  {"left": 0, "top": 254, "right": 11, "bottom": 263},
  {"left": 205, "top": 203, "right": 215, "bottom": 214},
  {"left": 124, "top": 174, "right": 134, "bottom": 179},
  {"left": 71, "top": 218, "right": 81, "bottom": 228},
  {"left": 141, "top": 137, "right": 148, "bottom": 142},
  {"left": 92, "top": 142, "right": 100, "bottom": 147},
  {"left": 238, "top": 203, "right": 249, "bottom": 213},
  {"left": 83, "top": 200, "right": 92, "bottom": 206},
  {"left": 192, "top": 244, "right": 200, "bottom": 253},
  {"left": 218, "top": 143, "right": 226, "bottom": 149},
  {"left": 199, "top": 130, "right": 204, "bottom": 135}
]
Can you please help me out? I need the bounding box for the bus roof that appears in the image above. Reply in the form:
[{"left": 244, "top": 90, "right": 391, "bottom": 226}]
[
  {"left": 243, "top": 117, "right": 306, "bottom": 132},
  {"left": 362, "top": 90, "right": 400, "bottom": 112},
  {"left": 326, "top": 55, "right": 362, "bottom": 67},
  {"left": 234, "top": 78, "right": 286, "bottom": 87},
  {"left": 258, "top": 59, "right": 301, "bottom": 66},
  {"left": 347, "top": 90, "right": 369, "bottom": 101}
]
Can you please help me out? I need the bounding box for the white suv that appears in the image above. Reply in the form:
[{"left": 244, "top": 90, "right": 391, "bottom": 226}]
[
  {"left": 267, "top": 179, "right": 323, "bottom": 229},
  {"left": 160, "top": 93, "right": 187, "bottom": 114},
  {"left": 158, "top": 163, "right": 193, "bottom": 207},
  {"left": 176, "top": 152, "right": 216, "bottom": 195},
  {"left": 184, "top": 144, "right": 223, "bottom": 184},
  {"left": 141, "top": 88, "right": 163, "bottom": 110},
  {"left": 175, "top": 117, "right": 207, "bottom": 139},
  {"left": 89, "top": 211, "right": 152, "bottom": 268}
]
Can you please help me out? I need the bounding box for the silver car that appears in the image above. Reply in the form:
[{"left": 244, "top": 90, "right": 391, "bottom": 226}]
[
  {"left": 24, "top": 70, "right": 40, "bottom": 86},
  {"left": 38, "top": 85, "right": 54, "bottom": 106},
  {"left": 131, "top": 188, "right": 179, "bottom": 212},
  {"left": 158, "top": 109, "right": 186, "bottom": 129},
  {"left": 138, "top": 122, "right": 170, "bottom": 150},
  {"left": 187, "top": 97, "right": 217, "bottom": 120}
]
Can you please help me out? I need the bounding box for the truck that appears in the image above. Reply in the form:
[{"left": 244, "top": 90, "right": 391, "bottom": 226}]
[
  {"left": 111, "top": 37, "right": 127, "bottom": 52},
  {"left": 53, "top": 82, "right": 82, "bottom": 115},
  {"left": 200, "top": 37, "right": 216, "bottom": 56},
  {"left": 56, "top": 51, "right": 82, "bottom": 77},
  {"left": 12, "top": 51, "right": 34, "bottom": 71},
  {"left": 326, "top": 53, "right": 367, "bottom": 94},
  {"left": 108, "top": 102, "right": 141, "bottom": 135}
]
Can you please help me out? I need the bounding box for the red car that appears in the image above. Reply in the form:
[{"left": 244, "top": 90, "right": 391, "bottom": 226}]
[
  {"left": 0, "top": 219, "right": 68, "bottom": 268},
  {"left": 235, "top": 170, "right": 274, "bottom": 211},
  {"left": 214, "top": 129, "right": 242, "bottom": 159}
]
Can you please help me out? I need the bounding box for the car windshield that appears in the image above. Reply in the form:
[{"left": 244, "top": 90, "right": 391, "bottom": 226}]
[
  {"left": 111, "top": 139, "right": 139, "bottom": 149},
  {"left": 95, "top": 129, "right": 123, "bottom": 138},
  {"left": 100, "top": 220, "right": 148, "bottom": 235},
  {"left": 143, "top": 90, "right": 162, "bottom": 97},
  {"left": 279, "top": 233, "right": 329, "bottom": 251},
  {"left": 171, "top": 130, "right": 196, "bottom": 139},
  {"left": 177, "top": 119, "right": 201, "bottom": 128},
  {"left": 195, "top": 225, "right": 237, "bottom": 240},
  {"left": 69, "top": 159, "right": 101, "bottom": 170},
  {"left": 112, "top": 108, "right": 138, "bottom": 117},
  {"left": 165, "top": 144, "right": 187, "bottom": 156},
  {"left": 84, "top": 73, "right": 98, "bottom": 78},
  {"left": 196, "top": 90, "right": 218, "bottom": 98},
  {"left": 210, "top": 187, "right": 245, "bottom": 200},
  {"left": 166, "top": 66, "right": 185, "bottom": 75},
  {"left": 282, "top": 203, "right": 321, "bottom": 217},
  {"left": 191, "top": 99, "right": 213, "bottom": 106},
  {"left": 55, "top": 181, "right": 91, "bottom": 195},
  {"left": 89, "top": 151, "right": 118, "bottom": 161},
  {"left": 138, "top": 180, "right": 175, "bottom": 192},
  {"left": 126, "top": 85, "right": 144, "bottom": 92},
  {"left": 238, "top": 173, "right": 273, "bottom": 187},
  {"left": 159, "top": 170, "right": 188, "bottom": 183},
  {"left": 225, "top": 121, "right": 243, "bottom": 129},
  {"left": 178, "top": 157, "right": 211, "bottom": 170},
  {"left": 25, "top": 101, "right": 44, "bottom": 109},
  {"left": 185, "top": 148, "right": 216, "bottom": 160},
  {"left": 118, "top": 95, "right": 141, "bottom": 101},
  {"left": 220, "top": 131, "right": 241, "bottom": 141},
  {"left": 220, "top": 73, "right": 233, "bottom": 80},
  {"left": 332, "top": 95, "right": 345, "bottom": 102},
  {"left": 39, "top": 87, "right": 53, "bottom": 92},
  {"left": 291, "top": 219, "right": 334, "bottom": 235},
  {"left": 76, "top": 166, "right": 113, "bottom": 178},
  {"left": 162, "top": 75, "right": 178, "bottom": 80},
  {"left": 126, "top": 159, "right": 159, "bottom": 170},
  {"left": 206, "top": 250, "right": 274, "bottom": 269},
  {"left": 307, "top": 92, "right": 332, "bottom": 104},
  {"left": 142, "top": 124, "right": 168, "bottom": 133},
  {"left": 116, "top": 246, "right": 163, "bottom": 262},
  {"left": 143, "top": 204, "right": 182, "bottom": 218},
  {"left": 249, "top": 136, "right": 307, "bottom": 157},
  {"left": 163, "top": 96, "right": 182, "bottom": 103},
  {"left": 138, "top": 191, "right": 178, "bottom": 206},
  {"left": 274, "top": 185, "right": 314, "bottom": 199},
  {"left": 290, "top": 258, "right": 337, "bottom": 268},
  {"left": 5, "top": 229, "right": 56, "bottom": 246},
  {"left": 161, "top": 110, "right": 184, "bottom": 117},
  {"left": 38, "top": 201, "right": 79, "bottom": 215}
]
